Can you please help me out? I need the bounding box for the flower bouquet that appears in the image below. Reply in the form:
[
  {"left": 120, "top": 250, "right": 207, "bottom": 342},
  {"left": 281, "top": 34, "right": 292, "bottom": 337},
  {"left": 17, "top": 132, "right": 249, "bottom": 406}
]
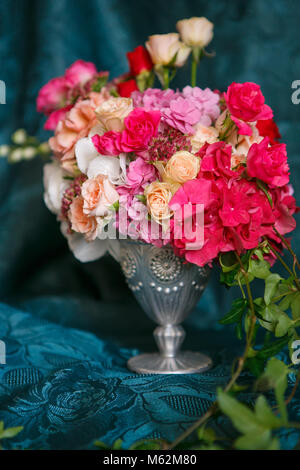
[{"left": 15, "top": 17, "right": 298, "bottom": 373}]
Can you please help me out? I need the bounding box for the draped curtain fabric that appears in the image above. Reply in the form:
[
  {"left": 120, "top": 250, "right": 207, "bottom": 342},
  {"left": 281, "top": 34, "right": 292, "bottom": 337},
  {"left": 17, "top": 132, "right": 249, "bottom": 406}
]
[{"left": 0, "top": 0, "right": 299, "bottom": 449}]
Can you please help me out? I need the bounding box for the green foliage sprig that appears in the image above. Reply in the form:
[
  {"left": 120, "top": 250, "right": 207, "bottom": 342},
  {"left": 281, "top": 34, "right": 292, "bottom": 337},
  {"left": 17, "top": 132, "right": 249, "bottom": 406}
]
[
  {"left": 0, "top": 422, "right": 23, "bottom": 450},
  {"left": 95, "top": 234, "right": 300, "bottom": 451},
  {"left": 0, "top": 129, "right": 51, "bottom": 163}
]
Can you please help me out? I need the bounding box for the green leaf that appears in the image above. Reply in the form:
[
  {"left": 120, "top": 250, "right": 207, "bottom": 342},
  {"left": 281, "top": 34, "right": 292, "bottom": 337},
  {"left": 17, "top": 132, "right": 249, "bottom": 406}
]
[
  {"left": 264, "top": 274, "right": 282, "bottom": 305},
  {"left": 136, "top": 194, "right": 146, "bottom": 204},
  {"left": 219, "top": 299, "right": 248, "bottom": 325},
  {"left": 248, "top": 257, "right": 271, "bottom": 280},
  {"left": 112, "top": 439, "right": 123, "bottom": 450},
  {"left": 219, "top": 252, "right": 239, "bottom": 273},
  {"left": 256, "top": 335, "right": 290, "bottom": 360},
  {"left": 259, "top": 304, "right": 288, "bottom": 333},
  {"left": 245, "top": 357, "right": 265, "bottom": 377},
  {"left": 130, "top": 439, "right": 164, "bottom": 450},
  {"left": 256, "top": 358, "right": 289, "bottom": 424},
  {"left": 0, "top": 426, "right": 23, "bottom": 439},
  {"left": 94, "top": 440, "right": 109, "bottom": 449},
  {"left": 254, "top": 396, "right": 282, "bottom": 428},
  {"left": 217, "top": 389, "right": 264, "bottom": 435},
  {"left": 197, "top": 426, "right": 216, "bottom": 443},
  {"left": 275, "top": 313, "right": 293, "bottom": 337},
  {"left": 291, "top": 292, "right": 300, "bottom": 320},
  {"left": 234, "top": 431, "right": 279, "bottom": 450}
]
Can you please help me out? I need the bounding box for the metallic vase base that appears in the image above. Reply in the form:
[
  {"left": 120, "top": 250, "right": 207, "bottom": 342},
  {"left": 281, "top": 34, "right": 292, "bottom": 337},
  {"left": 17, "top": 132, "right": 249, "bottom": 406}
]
[{"left": 127, "top": 351, "right": 213, "bottom": 375}]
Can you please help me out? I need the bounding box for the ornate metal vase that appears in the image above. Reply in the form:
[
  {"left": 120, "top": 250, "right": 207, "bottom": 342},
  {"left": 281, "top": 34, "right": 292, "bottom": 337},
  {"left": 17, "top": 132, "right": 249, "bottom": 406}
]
[{"left": 119, "top": 239, "right": 212, "bottom": 374}]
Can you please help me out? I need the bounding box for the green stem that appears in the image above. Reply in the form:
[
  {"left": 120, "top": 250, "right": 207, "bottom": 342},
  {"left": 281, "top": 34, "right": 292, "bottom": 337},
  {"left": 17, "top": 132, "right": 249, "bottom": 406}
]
[
  {"left": 167, "top": 251, "right": 257, "bottom": 450},
  {"left": 191, "top": 59, "right": 197, "bottom": 87},
  {"left": 163, "top": 68, "right": 170, "bottom": 90},
  {"left": 273, "top": 227, "right": 300, "bottom": 272},
  {"left": 267, "top": 242, "right": 300, "bottom": 290}
]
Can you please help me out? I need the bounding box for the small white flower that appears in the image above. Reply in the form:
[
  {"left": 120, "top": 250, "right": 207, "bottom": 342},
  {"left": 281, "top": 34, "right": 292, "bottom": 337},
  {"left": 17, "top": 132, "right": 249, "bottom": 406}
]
[{"left": 12, "top": 129, "right": 27, "bottom": 145}]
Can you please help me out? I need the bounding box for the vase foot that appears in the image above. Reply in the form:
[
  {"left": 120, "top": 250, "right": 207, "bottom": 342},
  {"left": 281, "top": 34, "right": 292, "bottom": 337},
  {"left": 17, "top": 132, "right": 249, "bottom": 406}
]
[{"left": 127, "top": 351, "right": 212, "bottom": 375}]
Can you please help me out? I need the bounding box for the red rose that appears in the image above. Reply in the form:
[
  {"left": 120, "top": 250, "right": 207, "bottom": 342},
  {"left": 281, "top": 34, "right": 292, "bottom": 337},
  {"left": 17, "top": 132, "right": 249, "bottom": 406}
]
[
  {"left": 224, "top": 82, "right": 273, "bottom": 135},
  {"left": 247, "top": 137, "right": 289, "bottom": 188},
  {"left": 256, "top": 118, "right": 281, "bottom": 145},
  {"left": 126, "top": 45, "right": 153, "bottom": 76},
  {"left": 117, "top": 79, "right": 139, "bottom": 98}
]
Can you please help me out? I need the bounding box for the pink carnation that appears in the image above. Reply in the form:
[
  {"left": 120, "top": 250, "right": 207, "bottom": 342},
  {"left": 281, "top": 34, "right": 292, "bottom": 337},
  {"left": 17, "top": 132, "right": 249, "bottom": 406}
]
[
  {"left": 92, "top": 131, "right": 121, "bottom": 156},
  {"left": 64, "top": 59, "right": 97, "bottom": 86},
  {"left": 225, "top": 82, "right": 273, "bottom": 136},
  {"left": 198, "top": 141, "right": 239, "bottom": 179},
  {"left": 247, "top": 137, "right": 289, "bottom": 188},
  {"left": 37, "top": 77, "right": 69, "bottom": 114},
  {"left": 44, "top": 105, "right": 73, "bottom": 131}
]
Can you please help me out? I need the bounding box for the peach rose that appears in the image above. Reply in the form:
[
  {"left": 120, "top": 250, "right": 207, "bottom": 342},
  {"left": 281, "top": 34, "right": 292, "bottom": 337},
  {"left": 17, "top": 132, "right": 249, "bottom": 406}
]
[
  {"left": 190, "top": 124, "right": 219, "bottom": 152},
  {"left": 69, "top": 196, "right": 97, "bottom": 241},
  {"left": 165, "top": 151, "right": 200, "bottom": 184},
  {"left": 146, "top": 33, "right": 191, "bottom": 67},
  {"left": 95, "top": 97, "right": 133, "bottom": 132},
  {"left": 145, "top": 181, "right": 173, "bottom": 222},
  {"left": 81, "top": 175, "right": 119, "bottom": 217},
  {"left": 49, "top": 91, "right": 110, "bottom": 174},
  {"left": 176, "top": 17, "right": 214, "bottom": 48},
  {"left": 228, "top": 124, "right": 264, "bottom": 168}
]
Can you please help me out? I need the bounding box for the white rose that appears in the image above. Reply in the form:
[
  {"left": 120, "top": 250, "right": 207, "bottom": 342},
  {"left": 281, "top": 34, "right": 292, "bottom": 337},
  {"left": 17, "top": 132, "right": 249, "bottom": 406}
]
[
  {"left": 177, "top": 17, "right": 214, "bottom": 48},
  {"left": 75, "top": 128, "right": 127, "bottom": 185},
  {"left": 146, "top": 33, "right": 191, "bottom": 67},
  {"left": 43, "top": 160, "right": 69, "bottom": 215}
]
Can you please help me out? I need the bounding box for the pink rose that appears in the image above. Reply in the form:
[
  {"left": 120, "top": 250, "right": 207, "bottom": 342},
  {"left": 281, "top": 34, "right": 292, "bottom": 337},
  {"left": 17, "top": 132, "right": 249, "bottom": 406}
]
[
  {"left": 65, "top": 59, "right": 97, "bottom": 86},
  {"left": 247, "top": 137, "right": 289, "bottom": 187},
  {"left": 37, "top": 77, "right": 69, "bottom": 114},
  {"left": 92, "top": 131, "right": 121, "bottom": 156},
  {"left": 198, "top": 141, "right": 238, "bottom": 179},
  {"left": 119, "top": 108, "right": 161, "bottom": 152},
  {"left": 44, "top": 105, "right": 73, "bottom": 130},
  {"left": 225, "top": 82, "right": 273, "bottom": 136}
]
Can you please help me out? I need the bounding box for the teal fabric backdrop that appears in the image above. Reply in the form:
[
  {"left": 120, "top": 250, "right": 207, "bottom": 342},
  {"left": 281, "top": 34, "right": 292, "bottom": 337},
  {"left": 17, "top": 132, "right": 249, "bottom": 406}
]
[{"left": 0, "top": 0, "right": 299, "bottom": 450}]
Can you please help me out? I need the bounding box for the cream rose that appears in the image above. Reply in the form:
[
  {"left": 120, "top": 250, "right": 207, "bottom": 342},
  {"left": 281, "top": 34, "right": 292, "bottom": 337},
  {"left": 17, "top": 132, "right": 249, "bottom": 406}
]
[
  {"left": 165, "top": 151, "right": 200, "bottom": 184},
  {"left": 81, "top": 175, "right": 119, "bottom": 217},
  {"left": 177, "top": 17, "right": 214, "bottom": 48},
  {"left": 69, "top": 196, "right": 98, "bottom": 241},
  {"left": 190, "top": 124, "right": 219, "bottom": 152},
  {"left": 146, "top": 33, "right": 191, "bottom": 67},
  {"left": 145, "top": 181, "right": 173, "bottom": 222},
  {"left": 95, "top": 97, "right": 133, "bottom": 132}
]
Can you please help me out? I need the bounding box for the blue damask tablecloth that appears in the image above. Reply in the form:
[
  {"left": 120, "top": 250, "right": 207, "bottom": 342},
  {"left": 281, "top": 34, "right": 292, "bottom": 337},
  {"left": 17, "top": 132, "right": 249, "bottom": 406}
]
[
  {"left": 0, "top": 302, "right": 300, "bottom": 450},
  {"left": 0, "top": 0, "right": 299, "bottom": 450}
]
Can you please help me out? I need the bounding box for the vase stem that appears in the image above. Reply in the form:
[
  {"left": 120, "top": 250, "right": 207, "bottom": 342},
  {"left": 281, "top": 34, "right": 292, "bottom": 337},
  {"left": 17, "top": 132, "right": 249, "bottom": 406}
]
[{"left": 154, "top": 325, "right": 185, "bottom": 358}]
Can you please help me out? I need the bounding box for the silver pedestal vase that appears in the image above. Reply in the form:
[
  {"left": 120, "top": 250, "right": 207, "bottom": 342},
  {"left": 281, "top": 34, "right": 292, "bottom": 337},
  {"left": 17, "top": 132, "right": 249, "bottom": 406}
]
[{"left": 119, "top": 239, "right": 213, "bottom": 374}]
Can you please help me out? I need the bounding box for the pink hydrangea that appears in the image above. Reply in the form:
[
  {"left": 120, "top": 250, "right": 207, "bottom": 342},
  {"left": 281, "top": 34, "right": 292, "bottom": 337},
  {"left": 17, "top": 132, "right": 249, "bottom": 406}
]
[{"left": 132, "top": 87, "right": 220, "bottom": 135}]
